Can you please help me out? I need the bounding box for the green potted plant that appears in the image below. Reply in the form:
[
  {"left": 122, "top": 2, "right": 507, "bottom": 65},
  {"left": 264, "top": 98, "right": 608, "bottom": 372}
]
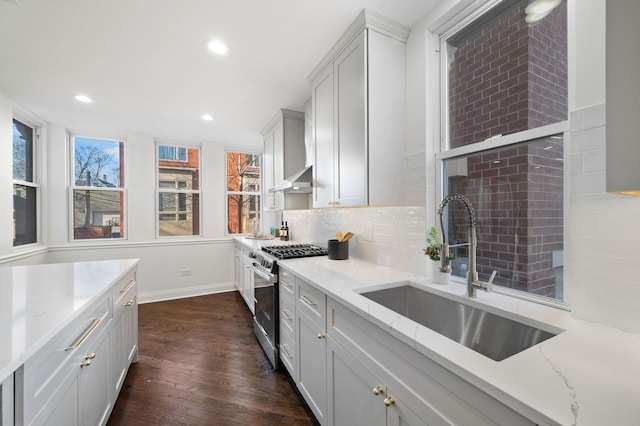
[{"left": 424, "top": 226, "right": 453, "bottom": 284}]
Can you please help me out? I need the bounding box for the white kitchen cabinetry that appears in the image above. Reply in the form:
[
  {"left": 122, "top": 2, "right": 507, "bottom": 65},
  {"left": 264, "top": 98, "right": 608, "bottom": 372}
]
[
  {"left": 309, "top": 10, "right": 408, "bottom": 208},
  {"left": 241, "top": 251, "right": 254, "bottom": 314},
  {"left": 262, "top": 109, "right": 308, "bottom": 211},
  {"left": 112, "top": 270, "right": 138, "bottom": 396},
  {"left": 1, "top": 374, "right": 14, "bottom": 425},
  {"left": 233, "top": 243, "right": 254, "bottom": 313},
  {"left": 21, "top": 299, "right": 113, "bottom": 426},
  {"left": 296, "top": 278, "right": 328, "bottom": 425},
  {"left": 278, "top": 268, "right": 297, "bottom": 379},
  {"left": 327, "top": 298, "right": 535, "bottom": 426},
  {"left": 16, "top": 264, "right": 139, "bottom": 426}
]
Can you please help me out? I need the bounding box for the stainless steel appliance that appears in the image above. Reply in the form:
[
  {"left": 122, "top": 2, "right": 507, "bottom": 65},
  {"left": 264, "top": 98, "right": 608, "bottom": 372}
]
[{"left": 250, "top": 244, "right": 328, "bottom": 369}]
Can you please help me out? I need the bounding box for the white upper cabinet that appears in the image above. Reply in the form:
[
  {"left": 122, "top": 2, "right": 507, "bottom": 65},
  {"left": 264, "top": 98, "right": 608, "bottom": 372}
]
[{"left": 309, "top": 10, "right": 409, "bottom": 208}]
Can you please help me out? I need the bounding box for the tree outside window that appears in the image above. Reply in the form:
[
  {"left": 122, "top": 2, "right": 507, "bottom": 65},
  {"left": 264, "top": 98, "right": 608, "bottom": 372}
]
[
  {"left": 157, "top": 144, "right": 201, "bottom": 237},
  {"left": 227, "top": 152, "right": 261, "bottom": 234},
  {"left": 71, "top": 136, "right": 125, "bottom": 240}
]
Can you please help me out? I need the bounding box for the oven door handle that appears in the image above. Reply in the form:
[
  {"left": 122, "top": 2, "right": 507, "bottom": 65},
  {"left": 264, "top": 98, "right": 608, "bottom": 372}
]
[{"left": 251, "top": 263, "right": 277, "bottom": 282}]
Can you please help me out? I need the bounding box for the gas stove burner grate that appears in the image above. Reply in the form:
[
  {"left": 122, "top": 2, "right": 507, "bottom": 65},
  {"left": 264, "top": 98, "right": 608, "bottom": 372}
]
[{"left": 262, "top": 244, "right": 328, "bottom": 260}]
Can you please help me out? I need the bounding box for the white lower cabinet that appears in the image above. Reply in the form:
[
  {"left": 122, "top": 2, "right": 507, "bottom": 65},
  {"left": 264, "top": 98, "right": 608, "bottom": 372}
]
[
  {"left": 281, "top": 262, "right": 535, "bottom": 426},
  {"left": 17, "top": 266, "right": 138, "bottom": 426}
]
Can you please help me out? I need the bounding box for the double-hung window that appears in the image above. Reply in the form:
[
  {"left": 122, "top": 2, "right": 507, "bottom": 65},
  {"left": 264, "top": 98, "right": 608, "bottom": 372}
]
[
  {"left": 71, "top": 136, "right": 126, "bottom": 240},
  {"left": 438, "top": 0, "right": 568, "bottom": 303},
  {"left": 156, "top": 143, "right": 201, "bottom": 237},
  {"left": 226, "top": 151, "right": 261, "bottom": 235},
  {"left": 13, "top": 118, "right": 39, "bottom": 246}
]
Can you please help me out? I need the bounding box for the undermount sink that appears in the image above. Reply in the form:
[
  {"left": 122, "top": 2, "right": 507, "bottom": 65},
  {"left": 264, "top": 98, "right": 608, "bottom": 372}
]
[{"left": 360, "top": 283, "right": 560, "bottom": 361}]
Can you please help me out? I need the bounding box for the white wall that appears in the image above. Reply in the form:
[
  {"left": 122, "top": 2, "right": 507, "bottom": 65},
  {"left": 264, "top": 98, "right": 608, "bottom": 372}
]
[{"left": 0, "top": 92, "right": 259, "bottom": 302}]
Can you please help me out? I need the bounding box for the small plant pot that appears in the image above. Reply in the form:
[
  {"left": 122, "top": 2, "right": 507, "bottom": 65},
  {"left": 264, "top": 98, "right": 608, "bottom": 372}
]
[
  {"left": 429, "top": 260, "right": 450, "bottom": 284},
  {"left": 328, "top": 239, "right": 349, "bottom": 260}
]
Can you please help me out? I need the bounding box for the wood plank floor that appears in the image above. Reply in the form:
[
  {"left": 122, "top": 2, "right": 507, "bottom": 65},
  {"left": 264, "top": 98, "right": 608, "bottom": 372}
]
[{"left": 107, "top": 292, "right": 317, "bottom": 425}]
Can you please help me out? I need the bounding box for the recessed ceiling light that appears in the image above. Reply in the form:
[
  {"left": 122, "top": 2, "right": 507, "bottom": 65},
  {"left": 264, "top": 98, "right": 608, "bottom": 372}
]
[
  {"left": 525, "top": 0, "right": 561, "bottom": 23},
  {"left": 206, "top": 39, "right": 229, "bottom": 55},
  {"left": 201, "top": 113, "right": 214, "bottom": 121},
  {"left": 74, "top": 94, "right": 93, "bottom": 103}
]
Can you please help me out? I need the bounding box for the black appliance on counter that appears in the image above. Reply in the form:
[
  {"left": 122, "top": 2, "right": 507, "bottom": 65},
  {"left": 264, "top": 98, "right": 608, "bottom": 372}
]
[{"left": 250, "top": 244, "right": 328, "bottom": 369}]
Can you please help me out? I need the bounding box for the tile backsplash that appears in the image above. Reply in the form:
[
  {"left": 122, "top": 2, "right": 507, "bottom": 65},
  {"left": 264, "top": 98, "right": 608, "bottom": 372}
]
[
  {"left": 569, "top": 103, "right": 640, "bottom": 333},
  {"left": 283, "top": 206, "right": 427, "bottom": 276}
]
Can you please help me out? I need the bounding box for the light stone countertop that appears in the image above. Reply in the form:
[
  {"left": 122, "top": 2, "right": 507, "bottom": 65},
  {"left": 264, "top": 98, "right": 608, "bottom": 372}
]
[
  {"left": 0, "top": 259, "right": 139, "bottom": 384},
  {"left": 235, "top": 237, "right": 640, "bottom": 426}
]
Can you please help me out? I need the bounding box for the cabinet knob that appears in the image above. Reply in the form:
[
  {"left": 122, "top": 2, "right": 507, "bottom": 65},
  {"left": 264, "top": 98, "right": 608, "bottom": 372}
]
[
  {"left": 383, "top": 396, "right": 395, "bottom": 407},
  {"left": 372, "top": 386, "right": 384, "bottom": 396},
  {"left": 80, "top": 359, "right": 92, "bottom": 368},
  {"left": 85, "top": 353, "right": 96, "bottom": 360},
  {"left": 317, "top": 332, "right": 327, "bottom": 339},
  {"left": 124, "top": 300, "right": 134, "bottom": 307}
]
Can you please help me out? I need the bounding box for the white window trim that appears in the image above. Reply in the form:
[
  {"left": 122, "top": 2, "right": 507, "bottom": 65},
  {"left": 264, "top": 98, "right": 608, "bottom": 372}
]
[
  {"left": 12, "top": 113, "right": 43, "bottom": 249},
  {"left": 155, "top": 141, "right": 202, "bottom": 239},
  {"left": 69, "top": 134, "right": 127, "bottom": 242},
  {"left": 224, "top": 149, "right": 261, "bottom": 236},
  {"left": 436, "top": 1, "right": 572, "bottom": 309}
]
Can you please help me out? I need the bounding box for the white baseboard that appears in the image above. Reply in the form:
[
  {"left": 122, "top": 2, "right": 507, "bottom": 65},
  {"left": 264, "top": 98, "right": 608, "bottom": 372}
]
[{"left": 139, "top": 282, "right": 236, "bottom": 304}]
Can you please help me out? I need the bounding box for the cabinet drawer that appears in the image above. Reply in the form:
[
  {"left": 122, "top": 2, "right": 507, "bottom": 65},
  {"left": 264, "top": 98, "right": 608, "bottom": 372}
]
[
  {"left": 279, "top": 326, "right": 296, "bottom": 379},
  {"left": 113, "top": 270, "right": 137, "bottom": 306},
  {"left": 113, "top": 274, "right": 137, "bottom": 320},
  {"left": 280, "top": 294, "right": 295, "bottom": 336},
  {"left": 297, "top": 278, "right": 326, "bottom": 325},
  {"left": 279, "top": 271, "right": 295, "bottom": 301},
  {"left": 22, "top": 297, "right": 112, "bottom": 419}
]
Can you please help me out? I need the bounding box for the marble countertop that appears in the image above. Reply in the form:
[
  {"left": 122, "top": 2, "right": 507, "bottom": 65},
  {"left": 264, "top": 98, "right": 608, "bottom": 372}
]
[
  {"left": 234, "top": 237, "right": 640, "bottom": 426},
  {"left": 0, "top": 259, "right": 139, "bottom": 384}
]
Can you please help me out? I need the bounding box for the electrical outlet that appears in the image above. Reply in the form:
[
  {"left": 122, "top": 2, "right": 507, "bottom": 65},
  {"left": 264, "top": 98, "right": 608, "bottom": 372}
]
[{"left": 180, "top": 269, "right": 191, "bottom": 276}]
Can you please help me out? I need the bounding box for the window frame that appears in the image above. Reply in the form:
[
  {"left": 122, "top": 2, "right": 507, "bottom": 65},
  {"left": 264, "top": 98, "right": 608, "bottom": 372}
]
[
  {"left": 12, "top": 114, "right": 42, "bottom": 248},
  {"left": 225, "top": 149, "right": 262, "bottom": 236},
  {"left": 436, "top": 0, "right": 571, "bottom": 309},
  {"left": 68, "top": 133, "right": 127, "bottom": 242},
  {"left": 155, "top": 141, "right": 202, "bottom": 239}
]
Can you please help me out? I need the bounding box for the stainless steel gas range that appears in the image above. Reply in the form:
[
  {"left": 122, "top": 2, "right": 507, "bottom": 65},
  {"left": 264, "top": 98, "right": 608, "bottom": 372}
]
[{"left": 250, "top": 244, "right": 328, "bottom": 369}]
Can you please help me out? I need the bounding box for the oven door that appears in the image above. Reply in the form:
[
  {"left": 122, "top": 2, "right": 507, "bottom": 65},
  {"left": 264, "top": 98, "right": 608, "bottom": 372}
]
[{"left": 251, "top": 262, "right": 279, "bottom": 369}]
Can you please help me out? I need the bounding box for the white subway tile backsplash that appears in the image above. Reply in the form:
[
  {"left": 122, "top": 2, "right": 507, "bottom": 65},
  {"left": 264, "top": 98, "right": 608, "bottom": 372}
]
[
  {"left": 284, "top": 206, "right": 427, "bottom": 276},
  {"left": 569, "top": 103, "right": 640, "bottom": 333},
  {"left": 572, "top": 126, "right": 606, "bottom": 152}
]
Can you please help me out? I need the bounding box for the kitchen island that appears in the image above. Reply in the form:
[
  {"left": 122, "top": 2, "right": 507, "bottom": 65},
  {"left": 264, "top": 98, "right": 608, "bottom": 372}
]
[
  {"left": 235, "top": 236, "right": 640, "bottom": 426},
  {"left": 0, "top": 258, "right": 139, "bottom": 425}
]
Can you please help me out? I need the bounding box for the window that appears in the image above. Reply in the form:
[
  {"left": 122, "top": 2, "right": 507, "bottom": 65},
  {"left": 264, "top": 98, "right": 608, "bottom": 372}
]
[
  {"left": 71, "top": 136, "right": 125, "bottom": 240},
  {"left": 440, "top": 0, "right": 568, "bottom": 302},
  {"left": 226, "top": 151, "right": 261, "bottom": 234},
  {"left": 157, "top": 143, "right": 201, "bottom": 237},
  {"left": 13, "top": 118, "right": 38, "bottom": 246}
]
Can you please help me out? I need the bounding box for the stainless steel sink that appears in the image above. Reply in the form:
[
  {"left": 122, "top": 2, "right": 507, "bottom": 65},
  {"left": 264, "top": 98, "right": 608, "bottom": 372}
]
[{"left": 360, "top": 283, "right": 559, "bottom": 361}]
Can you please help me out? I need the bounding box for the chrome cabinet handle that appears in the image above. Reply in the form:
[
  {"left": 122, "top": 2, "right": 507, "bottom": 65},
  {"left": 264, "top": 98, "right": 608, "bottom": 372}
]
[
  {"left": 300, "top": 294, "right": 317, "bottom": 306},
  {"left": 281, "top": 310, "right": 293, "bottom": 321},
  {"left": 281, "top": 280, "right": 292, "bottom": 289}
]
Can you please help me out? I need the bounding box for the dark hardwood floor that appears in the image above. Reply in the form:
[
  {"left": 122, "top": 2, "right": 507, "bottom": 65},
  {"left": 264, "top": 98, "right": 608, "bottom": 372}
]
[{"left": 107, "top": 291, "right": 317, "bottom": 425}]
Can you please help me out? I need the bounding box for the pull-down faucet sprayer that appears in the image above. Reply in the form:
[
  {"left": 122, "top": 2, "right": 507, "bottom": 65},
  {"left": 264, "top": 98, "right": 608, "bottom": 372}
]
[{"left": 437, "top": 193, "right": 496, "bottom": 298}]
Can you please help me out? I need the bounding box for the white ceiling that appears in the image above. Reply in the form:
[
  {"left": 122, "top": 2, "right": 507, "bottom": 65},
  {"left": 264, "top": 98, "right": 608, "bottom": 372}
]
[{"left": 0, "top": 0, "right": 440, "bottom": 147}]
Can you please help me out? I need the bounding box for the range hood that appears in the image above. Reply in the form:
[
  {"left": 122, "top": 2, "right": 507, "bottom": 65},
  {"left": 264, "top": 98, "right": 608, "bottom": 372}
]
[{"left": 269, "top": 166, "right": 312, "bottom": 193}]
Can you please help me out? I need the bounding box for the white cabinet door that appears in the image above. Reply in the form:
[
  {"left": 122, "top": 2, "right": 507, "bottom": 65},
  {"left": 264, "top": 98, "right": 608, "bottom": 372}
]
[
  {"left": 296, "top": 308, "right": 327, "bottom": 425},
  {"left": 79, "top": 329, "right": 113, "bottom": 426},
  {"left": 333, "top": 30, "right": 367, "bottom": 207},
  {"left": 312, "top": 67, "right": 335, "bottom": 208},
  {"left": 263, "top": 130, "right": 276, "bottom": 210},
  {"left": 241, "top": 254, "right": 254, "bottom": 313},
  {"left": 327, "top": 336, "right": 385, "bottom": 426}
]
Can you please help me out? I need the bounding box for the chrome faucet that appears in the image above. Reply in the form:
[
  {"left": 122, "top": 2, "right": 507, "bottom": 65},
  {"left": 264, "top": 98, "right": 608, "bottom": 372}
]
[{"left": 437, "top": 193, "right": 496, "bottom": 298}]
